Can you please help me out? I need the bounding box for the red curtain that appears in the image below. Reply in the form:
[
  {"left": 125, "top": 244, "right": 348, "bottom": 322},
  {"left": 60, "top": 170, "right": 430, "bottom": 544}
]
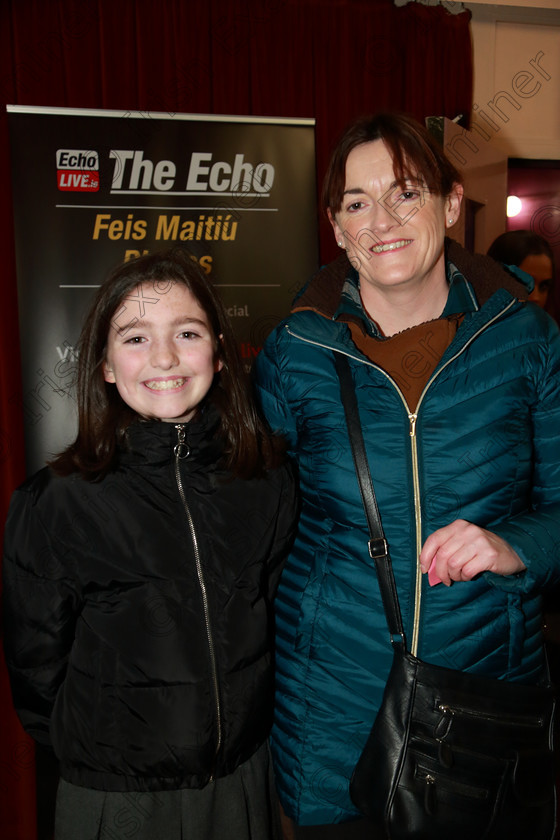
[{"left": 0, "top": 1, "right": 472, "bottom": 837}]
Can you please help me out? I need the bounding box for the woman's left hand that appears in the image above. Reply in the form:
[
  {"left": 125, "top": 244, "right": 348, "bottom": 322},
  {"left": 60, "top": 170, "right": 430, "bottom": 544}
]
[{"left": 419, "top": 519, "right": 526, "bottom": 587}]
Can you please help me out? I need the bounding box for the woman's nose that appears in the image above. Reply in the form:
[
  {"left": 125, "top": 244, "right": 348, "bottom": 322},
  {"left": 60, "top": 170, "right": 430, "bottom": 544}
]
[
  {"left": 351, "top": 203, "right": 397, "bottom": 254},
  {"left": 369, "top": 198, "right": 400, "bottom": 233}
]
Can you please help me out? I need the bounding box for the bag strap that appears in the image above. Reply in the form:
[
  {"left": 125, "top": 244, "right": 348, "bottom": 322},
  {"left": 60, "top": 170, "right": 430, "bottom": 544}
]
[{"left": 333, "top": 351, "right": 406, "bottom": 646}]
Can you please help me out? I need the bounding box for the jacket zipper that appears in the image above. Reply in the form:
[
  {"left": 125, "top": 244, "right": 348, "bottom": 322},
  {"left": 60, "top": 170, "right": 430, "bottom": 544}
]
[
  {"left": 174, "top": 424, "right": 223, "bottom": 773},
  {"left": 286, "top": 298, "right": 517, "bottom": 657},
  {"left": 408, "top": 412, "right": 423, "bottom": 654}
]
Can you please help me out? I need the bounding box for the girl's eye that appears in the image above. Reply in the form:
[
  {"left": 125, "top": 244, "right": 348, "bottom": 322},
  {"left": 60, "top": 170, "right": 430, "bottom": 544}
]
[
  {"left": 124, "top": 335, "right": 146, "bottom": 344},
  {"left": 180, "top": 331, "right": 199, "bottom": 340}
]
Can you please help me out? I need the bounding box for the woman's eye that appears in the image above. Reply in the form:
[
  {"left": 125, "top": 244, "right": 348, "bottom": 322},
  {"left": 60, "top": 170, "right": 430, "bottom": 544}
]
[
  {"left": 399, "top": 190, "right": 420, "bottom": 201},
  {"left": 347, "top": 201, "right": 364, "bottom": 212}
]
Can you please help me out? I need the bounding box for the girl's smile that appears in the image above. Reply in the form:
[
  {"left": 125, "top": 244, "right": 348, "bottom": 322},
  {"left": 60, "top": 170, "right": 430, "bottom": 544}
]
[{"left": 144, "top": 377, "right": 188, "bottom": 391}]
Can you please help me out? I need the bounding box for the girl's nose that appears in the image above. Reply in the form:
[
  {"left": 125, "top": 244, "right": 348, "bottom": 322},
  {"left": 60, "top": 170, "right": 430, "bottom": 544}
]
[{"left": 151, "top": 341, "right": 179, "bottom": 369}]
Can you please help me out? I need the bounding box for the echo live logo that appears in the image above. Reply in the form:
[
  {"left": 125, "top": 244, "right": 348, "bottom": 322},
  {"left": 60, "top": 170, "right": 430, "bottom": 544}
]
[{"left": 56, "top": 149, "right": 100, "bottom": 191}]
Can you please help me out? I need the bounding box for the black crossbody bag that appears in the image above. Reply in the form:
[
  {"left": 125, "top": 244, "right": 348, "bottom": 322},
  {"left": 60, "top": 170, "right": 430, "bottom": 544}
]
[{"left": 334, "top": 351, "right": 557, "bottom": 840}]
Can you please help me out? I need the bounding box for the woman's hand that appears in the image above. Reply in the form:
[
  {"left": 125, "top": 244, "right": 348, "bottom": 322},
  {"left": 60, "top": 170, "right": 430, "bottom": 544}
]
[{"left": 419, "top": 519, "right": 526, "bottom": 587}]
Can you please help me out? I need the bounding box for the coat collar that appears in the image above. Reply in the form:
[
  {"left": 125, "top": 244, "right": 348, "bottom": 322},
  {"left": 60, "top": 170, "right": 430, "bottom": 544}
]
[
  {"left": 292, "top": 239, "right": 529, "bottom": 323},
  {"left": 121, "top": 404, "right": 223, "bottom": 469}
]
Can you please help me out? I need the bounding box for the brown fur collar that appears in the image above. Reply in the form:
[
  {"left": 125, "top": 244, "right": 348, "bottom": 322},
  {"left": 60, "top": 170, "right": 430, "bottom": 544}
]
[{"left": 292, "top": 238, "right": 528, "bottom": 320}]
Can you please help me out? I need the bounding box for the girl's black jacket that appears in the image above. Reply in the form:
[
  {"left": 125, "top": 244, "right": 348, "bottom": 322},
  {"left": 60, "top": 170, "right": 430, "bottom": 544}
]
[{"left": 2, "top": 410, "right": 298, "bottom": 791}]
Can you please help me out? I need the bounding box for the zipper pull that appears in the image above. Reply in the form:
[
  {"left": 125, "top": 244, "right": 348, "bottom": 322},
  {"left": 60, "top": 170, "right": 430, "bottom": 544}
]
[
  {"left": 438, "top": 740, "right": 454, "bottom": 769},
  {"left": 409, "top": 413, "right": 417, "bottom": 437},
  {"left": 423, "top": 774, "right": 436, "bottom": 815},
  {"left": 174, "top": 424, "right": 190, "bottom": 459},
  {"left": 434, "top": 703, "right": 454, "bottom": 766},
  {"left": 434, "top": 704, "right": 453, "bottom": 740}
]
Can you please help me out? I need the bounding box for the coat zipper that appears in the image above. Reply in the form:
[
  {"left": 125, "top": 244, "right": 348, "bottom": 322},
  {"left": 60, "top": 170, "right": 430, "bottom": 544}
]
[
  {"left": 174, "top": 424, "right": 223, "bottom": 772},
  {"left": 286, "top": 298, "right": 517, "bottom": 657},
  {"left": 408, "top": 411, "right": 423, "bottom": 655}
]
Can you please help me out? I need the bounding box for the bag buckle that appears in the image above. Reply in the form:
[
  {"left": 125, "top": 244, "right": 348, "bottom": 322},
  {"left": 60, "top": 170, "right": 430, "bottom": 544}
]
[{"left": 368, "top": 538, "right": 388, "bottom": 560}]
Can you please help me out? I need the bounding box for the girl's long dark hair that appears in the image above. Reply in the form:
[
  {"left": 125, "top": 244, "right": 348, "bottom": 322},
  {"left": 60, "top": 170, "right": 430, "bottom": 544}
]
[{"left": 50, "top": 248, "right": 282, "bottom": 480}]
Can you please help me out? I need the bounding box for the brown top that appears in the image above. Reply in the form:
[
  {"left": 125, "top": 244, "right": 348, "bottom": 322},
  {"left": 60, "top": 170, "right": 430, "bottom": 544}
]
[{"left": 343, "top": 315, "right": 462, "bottom": 411}]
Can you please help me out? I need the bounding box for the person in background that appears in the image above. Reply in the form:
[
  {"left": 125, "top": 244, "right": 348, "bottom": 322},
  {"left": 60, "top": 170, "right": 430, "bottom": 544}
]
[
  {"left": 254, "top": 112, "right": 560, "bottom": 838},
  {"left": 489, "top": 226, "right": 560, "bottom": 753},
  {"left": 3, "top": 248, "right": 297, "bottom": 840},
  {"left": 488, "top": 229, "right": 555, "bottom": 310}
]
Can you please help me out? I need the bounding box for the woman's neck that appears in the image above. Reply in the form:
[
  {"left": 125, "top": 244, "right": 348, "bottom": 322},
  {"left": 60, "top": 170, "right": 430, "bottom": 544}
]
[{"left": 359, "top": 275, "right": 450, "bottom": 337}]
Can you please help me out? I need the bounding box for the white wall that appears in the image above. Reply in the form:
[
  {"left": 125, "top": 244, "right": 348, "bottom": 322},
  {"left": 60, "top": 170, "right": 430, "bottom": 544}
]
[{"left": 467, "top": 1, "right": 560, "bottom": 159}]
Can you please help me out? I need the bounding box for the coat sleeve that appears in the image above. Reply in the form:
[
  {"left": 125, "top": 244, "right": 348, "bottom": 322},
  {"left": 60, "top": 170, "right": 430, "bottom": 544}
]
[
  {"left": 265, "top": 462, "right": 299, "bottom": 600},
  {"left": 254, "top": 325, "right": 298, "bottom": 451},
  {"left": 487, "top": 317, "right": 560, "bottom": 594},
  {"left": 2, "top": 480, "right": 81, "bottom": 746},
  {"left": 254, "top": 328, "right": 300, "bottom": 597}
]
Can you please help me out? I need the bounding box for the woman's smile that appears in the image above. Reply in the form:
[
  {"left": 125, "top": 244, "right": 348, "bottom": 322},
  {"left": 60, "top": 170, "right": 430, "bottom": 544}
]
[{"left": 370, "top": 238, "right": 413, "bottom": 254}]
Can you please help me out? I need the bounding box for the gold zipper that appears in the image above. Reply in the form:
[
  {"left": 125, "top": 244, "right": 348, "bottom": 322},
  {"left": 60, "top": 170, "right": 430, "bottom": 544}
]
[
  {"left": 408, "top": 412, "right": 423, "bottom": 657},
  {"left": 174, "top": 424, "right": 223, "bottom": 768}
]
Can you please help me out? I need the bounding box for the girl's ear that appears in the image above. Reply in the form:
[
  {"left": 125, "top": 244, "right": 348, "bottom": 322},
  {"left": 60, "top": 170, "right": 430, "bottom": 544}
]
[
  {"left": 215, "top": 334, "right": 224, "bottom": 373},
  {"left": 103, "top": 360, "right": 116, "bottom": 383}
]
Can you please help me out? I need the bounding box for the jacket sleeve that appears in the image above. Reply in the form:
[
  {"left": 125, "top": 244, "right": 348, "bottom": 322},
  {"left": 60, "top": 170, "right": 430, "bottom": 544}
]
[
  {"left": 487, "top": 317, "right": 560, "bottom": 594},
  {"left": 254, "top": 325, "right": 298, "bottom": 451},
  {"left": 254, "top": 329, "right": 300, "bottom": 597},
  {"left": 2, "top": 481, "right": 81, "bottom": 746},
  {"left": 265, "top": 462, "right": 299, "bottom": 600}
]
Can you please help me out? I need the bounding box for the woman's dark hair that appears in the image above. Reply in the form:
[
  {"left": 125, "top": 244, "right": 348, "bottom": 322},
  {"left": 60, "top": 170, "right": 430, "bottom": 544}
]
[
  {"left": 50, "top": 248, "right": 280, "bottom": 480},
  {"left": 487, "top": 230, "right": 555, "bottom": 272},
  {"left": 322, "top": 112, "right": 463, "bottom": 216}
]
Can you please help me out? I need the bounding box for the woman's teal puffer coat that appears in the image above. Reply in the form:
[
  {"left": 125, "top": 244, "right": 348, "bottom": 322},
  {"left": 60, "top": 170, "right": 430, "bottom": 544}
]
[{"left": 254, "top": 241, "right": 560, "bottom": 825}]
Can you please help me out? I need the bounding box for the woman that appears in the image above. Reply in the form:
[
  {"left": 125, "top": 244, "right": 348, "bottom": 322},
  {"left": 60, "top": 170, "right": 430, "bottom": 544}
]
[
  {"left": 3, "top": 249, "right": 297, "bottom": 840},
  {"left": 254, "top": 113, "right": 560, "bottom": 837},
  {"left": 487, "top": 229, "right": 555, "bottom": 310}
]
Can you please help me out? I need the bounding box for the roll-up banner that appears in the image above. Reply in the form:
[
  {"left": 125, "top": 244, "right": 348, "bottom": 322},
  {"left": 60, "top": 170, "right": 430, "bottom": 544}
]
[{"left": 7, "top": 106, "right": 318, "bottom": 475}]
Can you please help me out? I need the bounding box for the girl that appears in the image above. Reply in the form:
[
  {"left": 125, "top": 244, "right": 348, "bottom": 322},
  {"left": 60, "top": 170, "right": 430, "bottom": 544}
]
[{"left": 3, "top": 248, "right": 297, "bottom": 840}]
